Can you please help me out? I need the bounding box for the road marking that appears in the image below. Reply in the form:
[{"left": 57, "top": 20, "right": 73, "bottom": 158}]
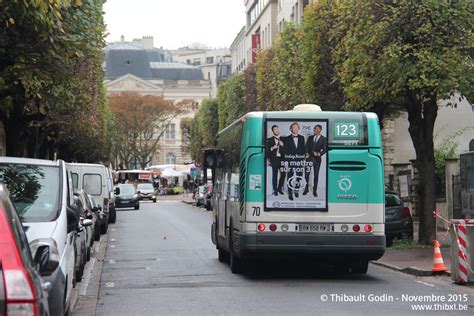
[
  {"left": 112, "top": 228, "right": 116, "bottom": 231},
  {"left": 416, "top": 280, "right": 435, "bottom": 287},
  {"left": 108, "top": 259, "right": 116, "bottom": 264},
  {"left": 110, "top": 245, "right": 116, "bottom": 248},
  {"left": 105, "top": 282, "right": 115, "bottom": 288},
  {"left": 111, "top": 238, "right": 116, "bottom": 242}
]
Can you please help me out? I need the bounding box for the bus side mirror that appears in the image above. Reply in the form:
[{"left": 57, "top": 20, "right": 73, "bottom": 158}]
[
  {"left": 204, "top": 149, "right": 216, "bottom": 169},
  {"left": 204, "top": 149, "right": 216, "bottom": 183}
]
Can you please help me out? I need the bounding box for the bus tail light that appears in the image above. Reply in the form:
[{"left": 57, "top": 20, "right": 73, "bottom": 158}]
[
  {"left": 364, "top": 225, "right": 372, "bottom": 233},
  {"left": 352, "top": 224, "right": 360, "bottom": 232},
  {"left": 402, "top": 207, "right": 411, "bottom": 218},
  {"left": 257, "top": 224, "right": 266, "bottom": 232},
  {"left": 269, "top": 224, "right": 277, "bottom": 232}
]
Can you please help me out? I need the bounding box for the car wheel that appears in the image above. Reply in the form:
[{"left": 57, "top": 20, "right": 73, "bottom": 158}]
[
  {"left": 153, "top": 198, "right": 157, "bottom": 203},
  {"left": 109, "top": 206, "right": 116, "bottom": 224},
  {"left": 94, "top": 223, "right": 101, "bottom": 241},
  {"left": 134, "top": 204, "right": 140, "bottom": 210},
  {"left": 218, "top": 248, "right": 229, "bottom": 263},
  {"left": 100, "top": 219, "right": 108, "bottom": 234},
  {"left": 86, "top": 246, "right": 91, "bottom": 261}
]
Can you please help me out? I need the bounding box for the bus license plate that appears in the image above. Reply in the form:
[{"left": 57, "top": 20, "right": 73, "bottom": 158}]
[{"left": 298, "top": 224, "right": 332, "bottom": 232}]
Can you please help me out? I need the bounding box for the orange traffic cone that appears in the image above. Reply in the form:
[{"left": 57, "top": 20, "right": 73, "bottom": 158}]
[{"left": 432, "top": 240, "right": 448, "bottom": 273}]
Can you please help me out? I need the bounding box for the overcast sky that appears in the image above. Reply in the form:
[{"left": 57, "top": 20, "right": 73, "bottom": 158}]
[{"left": 103, "top": 0, "right": 246, "bottom": 49}]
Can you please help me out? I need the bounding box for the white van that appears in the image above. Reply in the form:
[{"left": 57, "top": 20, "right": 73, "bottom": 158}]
[
  {"left": 70, "top": 163, "right": 116, "bottom": 233},
  {"left": 0, "top": 157, "right": 78, "bottom": 315}
]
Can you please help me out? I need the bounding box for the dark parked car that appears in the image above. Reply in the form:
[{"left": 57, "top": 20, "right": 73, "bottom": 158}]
[
  {"left": 385, "top": 191, "right": 414, "bottom": 246},
  {"left": 136, "top": 183, "right": 158, "bottom": 202},
  {"left": 114, "top": 184, "right": 140, "bottom": 210},
  {"left": 0, "top": 185, "right": 59, "bottom": 316}
]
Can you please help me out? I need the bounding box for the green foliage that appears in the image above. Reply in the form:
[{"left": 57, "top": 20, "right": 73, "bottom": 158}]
[
  {"left": 256, "top": 23, "right": 304, "bottom": 111},
  {"left": 256, "top": 48, "right": 276, "bottom": 111},
  {"left": 217, "top": 73, "right": 245, "bottom": 130},
  {"left": 301, "top": 2, "right": 345, "bottom": 111},
  {"left": 189, "top": 99, "right": 219, "bottom": 163},
  {"left": 434, "top": 127, "right": 474, "bottom": 177},
  {"left": 333, "top": 0, "right": 473, "bottom": 244},
  {"left": 0, "top": 0, "right": 112, "bottom": 162},
  {"left": 392, "top": 237, "right": 430, "bottom": 250},
  {"left": 243, "top": 64, "right": 257, "bottom": 113},
  {"left": 336, "top": 0, "right": 473, "bottom": 112}
]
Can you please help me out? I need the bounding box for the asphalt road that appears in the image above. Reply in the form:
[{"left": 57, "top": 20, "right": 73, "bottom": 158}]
[{"left": 94, "top": 201, "right": 474, "bottom": 315}]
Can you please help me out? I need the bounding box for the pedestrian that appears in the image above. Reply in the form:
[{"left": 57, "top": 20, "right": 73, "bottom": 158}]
[
  {"left": 282, "top": 122, "right": 306, "bottom": 201},
  {"left": 266, "top": 124, "right": 286, "bottom": 196},
  {"left": 304, "top": 124, "right": 327, "bottom": 197}
]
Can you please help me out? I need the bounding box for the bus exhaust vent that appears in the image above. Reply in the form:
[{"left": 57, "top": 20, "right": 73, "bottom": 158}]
[
  {"left": 329, "top": 161, "right": 366, "bottom": 171},
  {"left": 293, "top": 104, "right": 322, "bottom": 112}
]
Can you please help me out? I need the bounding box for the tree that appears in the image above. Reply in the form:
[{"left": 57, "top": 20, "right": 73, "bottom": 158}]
[
  {"left": 335, "top": 0, "right": 473, "bottom": 243},
  {"left": 109, "top": 93, "right": 182, "bottom": 169},
  {"left": 301, "top": 2, "right": 345, "bottom": 111},
  {"left": 0, "top": 0, "right": 112, "bottom": 162},
  {"left": 188, "top": 99, "right": 219, "bottom": 163},
  {"left": 217, "top": 73, "right": 245, "bottom": 129},
  {"left": 256, "top": 48, "right": 277, "bottom": 110}
]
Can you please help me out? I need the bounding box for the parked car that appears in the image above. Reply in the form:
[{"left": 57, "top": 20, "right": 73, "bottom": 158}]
[
  {"left": 74, "top": 190, "right": 99, "bottom": 250},
  {"left": 204, "top": 184, "right": 213, "bottom": 211},
  {"left": 385, "top": 191, "right": 414, "bottom": 246},
  {"left": 87, "top": 194, "right": 105, "bottom": 240},
  {"left": 136, "top": 183, "right": 158, "bottom": 202},
  {"left": 73, "top": 192, "right": 95, "bottom": 262},
  {"left": 70, "top": 198, "right": 88, "bottom": 284},
  {"left": 114, "top": 184, "right": 140, "bottom": 210},
  {"left": 70, "top": 163, "right": 116, "bottom": 234},
  {"left": 195, "top": 184, "right": 208, "bottom": 207},
  {"left": 0, "top": 184, "right": 59, "bottom": 316},
  {"left": 0, "top": 157, "right": 78, "bottom": 315}
]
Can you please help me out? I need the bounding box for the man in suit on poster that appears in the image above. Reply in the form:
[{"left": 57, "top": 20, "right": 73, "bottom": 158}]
[
  {"left": 266, "top": 125, "right": 285, "bottom": 196},
  {"left": 282, "top": 122, "right": 306, "bottom": 201},
  {"left": 304, "top": 124, "right": 327, "bottom": 197}
]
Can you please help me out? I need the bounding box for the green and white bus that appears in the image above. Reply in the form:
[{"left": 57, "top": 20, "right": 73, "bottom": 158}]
[{"left": 205, "top": 104, "right": 385, "bottom": 274}]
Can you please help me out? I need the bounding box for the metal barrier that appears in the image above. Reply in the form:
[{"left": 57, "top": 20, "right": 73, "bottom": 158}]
[{"left": 450, "top": 219, "right": 474, "bottom": 284}]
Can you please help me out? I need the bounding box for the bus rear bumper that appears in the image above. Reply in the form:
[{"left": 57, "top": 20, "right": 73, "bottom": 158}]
[{"left": 238, "top": 232, "right": 385, "bottom": 261}]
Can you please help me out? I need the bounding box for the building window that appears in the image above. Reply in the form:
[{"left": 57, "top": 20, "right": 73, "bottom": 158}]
[
  {"left": 206, "top": 56, "right": 214, "bottom": 64},
  {"left": 192, "top": 58, "right": 201, "bottom": 66},
  {"left": 186, "top": 59, "right": 191, "bottom": 65},
  {"left": 470, "top": 139, "right": 474, "bottom": 151},
  {"left": 165, "top": 123, "right": 176, "bottom": 139},
  {"left": 165, "top": 153, "right": 176, "bottom": 165}
]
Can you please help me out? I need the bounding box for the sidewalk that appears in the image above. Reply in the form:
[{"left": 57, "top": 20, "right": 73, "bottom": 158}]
[{"left": 374, "top": 221, "right": 454, "bottom": 277}]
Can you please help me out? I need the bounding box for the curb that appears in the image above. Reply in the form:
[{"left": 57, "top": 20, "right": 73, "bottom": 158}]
[
  {"left": 73, "top": 233, "right": 109, "bottom": 316},
  {"left": 182, "top": 200, "right": 195, "bottom": 205},
  {"left": 371, "top": 260, "right": 451, "bottom": 277}
]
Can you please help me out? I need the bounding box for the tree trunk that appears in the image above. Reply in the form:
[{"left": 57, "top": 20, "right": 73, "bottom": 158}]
[{"left": 406, "top": 95, "right": 438, "bottom": 244}]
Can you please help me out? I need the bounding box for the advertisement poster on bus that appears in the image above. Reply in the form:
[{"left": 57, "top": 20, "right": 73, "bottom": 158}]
[{"left": 265, "top": 119, "right": 328, "bottom": 211}]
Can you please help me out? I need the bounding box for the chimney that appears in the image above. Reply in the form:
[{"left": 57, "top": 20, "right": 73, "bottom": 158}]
[{"left": 142, "top": 36, "right": 154, "bottom": 49}]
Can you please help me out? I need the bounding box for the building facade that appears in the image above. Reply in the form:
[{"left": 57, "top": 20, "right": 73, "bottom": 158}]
[
  {"left": 170, "top": 48, "right": 231, "bottom": 98},
  {"left": 104, "top": 36, "right": 211, "bottom": 167},
  {"left": 231, "top": 0, "right": 315, "bottom": 74}
]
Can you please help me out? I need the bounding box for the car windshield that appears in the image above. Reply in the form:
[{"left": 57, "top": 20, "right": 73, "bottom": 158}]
[
  {"left": 385, "top": 193, "right": 403, "bottom": 207},
  {"left": 0, "top": 164, "right": 60, "bottom": 222},
  {"left": 137, "top": 184, "right": 153, "bottom": 190},
  {"left": 119, "top": 185, "right": 135, "bottom": 195}
]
